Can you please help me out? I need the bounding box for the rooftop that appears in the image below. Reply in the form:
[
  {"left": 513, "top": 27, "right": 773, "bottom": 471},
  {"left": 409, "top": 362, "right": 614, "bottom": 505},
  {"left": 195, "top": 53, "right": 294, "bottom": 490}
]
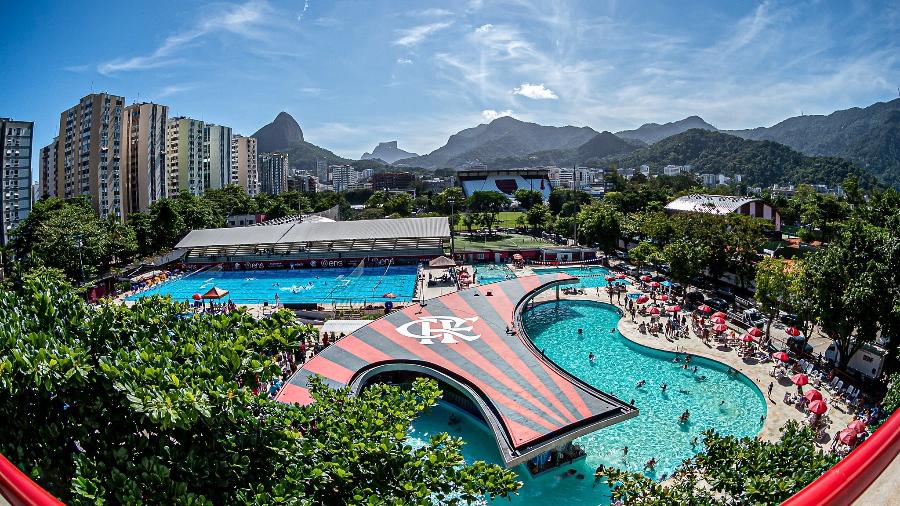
[{"left": 665, "top": 194, "right": 759, "bottom": 215}]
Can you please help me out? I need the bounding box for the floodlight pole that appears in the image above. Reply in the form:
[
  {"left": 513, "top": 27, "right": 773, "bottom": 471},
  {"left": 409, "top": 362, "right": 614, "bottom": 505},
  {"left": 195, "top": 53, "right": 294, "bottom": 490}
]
[{"left": 449, "top": 197, "right": 456, "bottom": 258}]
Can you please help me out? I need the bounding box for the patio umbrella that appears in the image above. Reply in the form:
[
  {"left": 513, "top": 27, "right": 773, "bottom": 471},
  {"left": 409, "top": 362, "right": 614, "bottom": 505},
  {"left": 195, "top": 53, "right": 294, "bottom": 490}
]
[
  {"left": 635, "top": 295, "right": 649, "bottom": 304},
  {"left": 640, "top": 275, "right": 652, "bottom": 282},
  {"left": 847, "top": 420, "right": 867, "bottom": 432},
  {"left": 791, "top": 373, "right": 810, "bottom": 386},
  {"left": 192, "top": 293, "right": 201, "bottom": 301},
  {"left": 713, "top": 323, "right": 728, "bottom": 333},
  {"left": 459, "top": 271, "right": 470, "bottom": 278},
  {"left": 666, "top": 305, "right": 682, "bottom": 313},
  {"left": 710, "top": 316, "right": 726, "bottom": 324},
  {"left": 202, "top": 287, "right": 229, "bottom": 299},
  {"left": 741, "top": 333, "right": 755, "bottom": 343},
  {"left": 773, "top": 351, "right": 790, "bottom": 363},
  {"left": 807, "top": 400, "right": 828, "bottom": 415},
  {"left": 383, "top": 293, "right": 397, "bottom": 299},
  {"left": 748, "top": 327, "right": 764, "bottom": 337},
  {"left": 838, "top": 429, "right": 859, "bottom": 445},
  {"left": 786, "top": 326, "right": 801, "bottom": 337},
  {"left": 605, "top": 275, "right": 616, "bottom": 282},
  {"left": 649, "top": 281, "right": 661, "bottom": 288},
  {"left": 658, "top": 294, "right": 669, "bottom": 302},
  {"left": 428, "top": 255, "right": 457, "bottom": 268},
  {"left": 649, "top": 307, "right": 661, "bottom": 315},
  {"left": 616, "top": 273, "right": 627, "bottom": 279},
  {"left": 697, "top": 304, "right": 712, "bottom": 313},
  {"left": 803, "top": 389, "right": 823, "bottom": 402},
  {"left": 512, "top": 253, "right": 523, "bottom": 261},
  {"left": 711, "top": 311, "right": 727, "bottom": 319}
]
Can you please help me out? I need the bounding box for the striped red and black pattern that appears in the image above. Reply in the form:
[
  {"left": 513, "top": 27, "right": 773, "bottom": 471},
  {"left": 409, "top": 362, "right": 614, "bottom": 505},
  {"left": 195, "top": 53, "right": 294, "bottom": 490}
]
[{"left": 276, "top": 273, "right": 636, "bottom": 465}]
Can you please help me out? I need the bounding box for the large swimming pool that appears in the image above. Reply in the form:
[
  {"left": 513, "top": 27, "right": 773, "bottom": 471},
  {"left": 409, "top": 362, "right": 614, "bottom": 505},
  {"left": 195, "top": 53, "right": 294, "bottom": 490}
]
[
  {"left": 408, "top": 299, "right": 766, "bottom": 505},
  {"left": 532, "top": 266, "right": 630, "bottom": 288},
  {"left": 126, "top": 266, "right": 419, "bottom": 305},
  {"left": 474, "top": 264, "right": 516, "bottom": 285}
]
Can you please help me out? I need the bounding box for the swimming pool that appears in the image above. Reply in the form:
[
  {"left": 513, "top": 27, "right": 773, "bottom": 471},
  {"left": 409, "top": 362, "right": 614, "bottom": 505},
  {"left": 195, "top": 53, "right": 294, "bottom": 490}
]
[
  {"left": 126, "top": 266, "right": 419, "bottom": 305},
  {"left": 408, "top": 299, "right": 766, "bottom": 504},
  {"left": 474, "top": 264, "right": 515, "bottom": 285},
  {"left": 532, "top": 266, "right": 630, "bottom": 288}
]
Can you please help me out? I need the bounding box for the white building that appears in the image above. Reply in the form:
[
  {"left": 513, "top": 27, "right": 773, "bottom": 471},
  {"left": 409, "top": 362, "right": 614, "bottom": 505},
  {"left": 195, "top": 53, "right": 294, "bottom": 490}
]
[
  {"left": 231, "top": 135, "right": 259, "bottom": 196},
  {"left": 166, "top": 116, "right": 206, "bottom": 196},
  {"left": 330, "top": 164, "right": 359, "bottom": 192},
  {"left": 204, "top": 123, "right": 233, "bottom": 190}
]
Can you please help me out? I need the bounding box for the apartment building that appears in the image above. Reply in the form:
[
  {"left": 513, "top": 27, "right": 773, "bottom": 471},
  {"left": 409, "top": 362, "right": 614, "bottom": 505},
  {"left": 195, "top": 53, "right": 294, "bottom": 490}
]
[
  {"left": 330, "top": 164, "right": 359, "bottom": 192},
  {"left": 259, "top": 152, "right": 289, "bottom": 195},
  {"left": 121, "top": 102, "right": 168, "bottom": 213},
  {"left": 0, "top": 118, "right": 34, "bottom": 244},
  {"left": 166, "top": 117, "right": 205, "bottom": 196},
  {"left": 231, "top": 135, "right": 259, "bottom": 196},
  {"left": 56, "top": 93, "right": 125, "bottom": 220},
  {"left": 204, "top": 123, "right": 232, "bottom": 190},
  {"left": 39, "top": 137, "right": 58, "bottom": 199}
]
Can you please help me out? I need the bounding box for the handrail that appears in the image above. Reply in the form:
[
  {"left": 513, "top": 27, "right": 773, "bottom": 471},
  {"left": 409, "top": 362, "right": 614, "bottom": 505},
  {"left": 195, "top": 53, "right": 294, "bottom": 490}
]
[
  {"left": 782, "top": 407, "right": 900, "bottom": 506},
  {"left": 0, "top": 453, "right": 64, "bottom": 506}
]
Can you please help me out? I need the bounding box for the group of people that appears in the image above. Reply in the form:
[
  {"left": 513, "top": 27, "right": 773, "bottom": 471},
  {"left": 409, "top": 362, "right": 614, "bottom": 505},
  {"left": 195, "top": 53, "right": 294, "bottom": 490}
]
[{"left": 255, "top": 331, "right": 341, "bottom": 399}]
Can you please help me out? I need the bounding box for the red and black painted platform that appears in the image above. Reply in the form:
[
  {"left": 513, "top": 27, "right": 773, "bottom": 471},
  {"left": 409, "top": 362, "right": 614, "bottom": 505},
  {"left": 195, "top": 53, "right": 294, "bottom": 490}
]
[{"left": 276, "top": 273, "right": 637, "bottom": 467}]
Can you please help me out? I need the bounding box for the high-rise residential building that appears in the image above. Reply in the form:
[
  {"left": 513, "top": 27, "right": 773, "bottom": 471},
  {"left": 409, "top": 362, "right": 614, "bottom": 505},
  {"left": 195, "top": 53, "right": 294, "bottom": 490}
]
[
  {"left": 0, "top": 118, "right": 34, "bottom": 244},
  {"left": 372, "top": 171, "right": 414, "bottom": 190},
  {"left": 231, "top": 135, "right": 258, "bottom": 196},
  {"left": 39, "top": 137, "right": 58, "bottom": 199},
  {"left": 166, "top": 117, "right": 205, "bottom": 196},
  {"left": 121, "top": 102, "right": 168, "bottom": 213},
  {"left": 259, "top": 152, "right": 289, "bottom": 195},
  {"left": 315, "top": 158, "right": 328, "bottom": 183},
  {"left": 204, "top": 123, "right": 232, "bottom": 190},
  {"left": 56, "top": 93, "right": 125, "bottom": 220},
  {"left": 287, "top": 170, "right": 317, "bottom": 193},
  {"left": 330, "top": 164, "right": 359, "bottom": 192}
]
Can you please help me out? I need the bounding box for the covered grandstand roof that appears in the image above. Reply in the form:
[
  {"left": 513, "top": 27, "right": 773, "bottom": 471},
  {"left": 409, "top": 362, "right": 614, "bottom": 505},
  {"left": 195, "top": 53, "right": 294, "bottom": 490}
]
[
  {"left": 176, "top": 217, "right": 450, "bottom": 249},
  {"left": 665, "top": 194, "right": 759, "bottom": 215}
]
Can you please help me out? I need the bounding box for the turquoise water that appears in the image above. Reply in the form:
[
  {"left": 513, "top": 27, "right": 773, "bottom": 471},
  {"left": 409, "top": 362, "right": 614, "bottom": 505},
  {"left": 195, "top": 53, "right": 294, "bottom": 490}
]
[
  {"left": 474, "top": 264, "right": 515, "bottom": 284},
  {"left": 408, "top": 299, "right": 766, "bottom": 505},
  {"left": 126, "top": 266, "right": 419, "bottom": 305},
  {"left": 533, "top": 266, "right": 631, "bottom": 288}
]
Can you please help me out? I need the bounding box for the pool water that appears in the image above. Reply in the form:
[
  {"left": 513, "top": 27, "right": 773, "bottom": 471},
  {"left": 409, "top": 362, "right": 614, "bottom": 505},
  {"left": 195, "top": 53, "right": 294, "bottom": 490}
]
[
  {"left": 532, "top": 266, "right": 630, "bottom": 288},
  {"left": 408, "top": 299, "right": 766, "bottom": 505},
  {"left": 474, "top": 264, "right": 515, "bottom": 285},
  {"left": 126, "top": 266, "right": 419, "bottom": 305}
]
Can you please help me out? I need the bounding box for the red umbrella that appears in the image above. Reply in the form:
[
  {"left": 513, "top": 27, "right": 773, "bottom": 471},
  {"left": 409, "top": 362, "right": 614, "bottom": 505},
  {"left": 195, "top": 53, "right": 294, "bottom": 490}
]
[
  {"left": 713, "top": 323, "right": 728, "bottom": 333},
  {"left": 711, "top": 311, "right": 727, "bottom": 319},
  {"left": 807, "top": 400, "right": 828, "bottom": 415},
  {"left": 710, "top": 316, "right": 726, "bottom": 324},
  {"left": 741, "top": 333, "right": 755, "bottom": 343},
  {"left": 658, "top": 294, "right": 669, "bottom": 302},
  {"left": 748, "top": 327, "right": 763, "bottom": 337},
  {"left": 838, "top": 429, "right": 859, "bottom": 445},
  {"left": 791, "top": 373, "right": 809, "bottom": 386},
  {"left": 786, "top": 326, "right": 801, "bottom": 337},
  {"left": 459, "top": 271, "right": 470, "bottom": 278},
  {"left": 615, "top": 273, "right": 627, "bottom": 279},
  {"left": 635, "top": 295, "right": 649, "bottom": 304},
  {"left": 847, "top": 420, "right": 867, "bottom": 432},
  {"left": 773, "top": 351, "right": 790, "bottom": 363},
  {"left": 383, "top": 293, "right": 397, "bottom": 299},
  {"left": 192, "top": 293, "right": 201, "bottom": 301},
  {"left": 649, "top": 307, "right": 661, "bottom": 315},
  {"left": 640, "top": 275, "right": 652, "bottom": 282},
  {"left": 803, "top": 389, "right": 823, "bottom": 402},
  {"left": 605, "top": 275, "right": 616, "bottom": 282},
  {"left": 649, "top": 281, "right": 661, "bottom": 288},
  {"left": 697, "top": 304, "right": 712, "bottom": 313},
  {"left": 666, "top": 305, "right": 681, "bottom": 313}
]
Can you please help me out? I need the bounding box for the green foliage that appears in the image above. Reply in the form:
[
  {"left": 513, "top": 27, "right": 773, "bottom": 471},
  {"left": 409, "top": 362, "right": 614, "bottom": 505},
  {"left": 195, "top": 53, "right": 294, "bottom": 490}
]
[
  {"left": 0, "top": 276, "right": 519, "bottom": 504},
  {"left": 512, "top": 189, "right": 544, "bottom": 210},
  {"left": 576, "top": 202, "right": 621, "bottom": 251},
  {"left": 628, "top": 241, "right": 662, "bottom": 268},
  {"left": 467, "top": 191, "right": 510, "bottom": 233}
]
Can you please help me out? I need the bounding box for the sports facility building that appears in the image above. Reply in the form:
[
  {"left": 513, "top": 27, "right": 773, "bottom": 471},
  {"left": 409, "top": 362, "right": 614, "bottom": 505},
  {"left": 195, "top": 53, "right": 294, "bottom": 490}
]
[
  {"left": 665, "top": 194, "right": 781, "bottom": 231},
  {"left": 458, "top": 167, "right": 552, "bottom": 200},
  {"left": 174, "top": 216, "right": 451, "bottom": 268}
]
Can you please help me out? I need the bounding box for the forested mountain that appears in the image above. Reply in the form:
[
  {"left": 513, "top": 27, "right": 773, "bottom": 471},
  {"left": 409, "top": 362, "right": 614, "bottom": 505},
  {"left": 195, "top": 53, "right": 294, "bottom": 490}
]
[
  {"left": 616, "top": 116, "right": 717, "bottom": 144},
  {"left": 618, "top": 129, "right": 878, "bottom": 188},
  {"left": 489, "top": 131, "right": 637, "bottom": 169},
  {"left": 252, "top": 112, "right": 350, "bottom": 170},
  {"left": 728, "top": 99, "right": 900, "bottom": 187}
]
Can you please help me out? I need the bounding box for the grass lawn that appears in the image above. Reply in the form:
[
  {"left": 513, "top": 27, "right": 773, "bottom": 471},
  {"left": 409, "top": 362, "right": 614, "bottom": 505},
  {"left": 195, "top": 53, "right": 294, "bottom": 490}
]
[
  {"left": 452, "top": 232, "right": 554, "bottom": 252},
  {"left": 453, "top": 211, "right": 523, "bottom": 232}
]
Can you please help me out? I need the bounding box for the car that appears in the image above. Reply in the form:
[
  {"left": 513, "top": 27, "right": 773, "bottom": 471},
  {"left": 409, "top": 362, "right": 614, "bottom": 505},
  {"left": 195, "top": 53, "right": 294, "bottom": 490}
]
[
  {"left": 714, "top": 287, "right": 737, "bottom": 304},
  {"left": 685, "top": 291, "right": 706, "bottom": 304},
  {"left": 779, "top": 311, "right": 798, "bottom": 326},
  {"left": 615, "top": 250, "right": 628, "bottom": 260},
  {"left": 704, "top": 297, "right": 731, "bottom": 313},
  {"left": 624, "top": 265, "right": 639, "bottom": 275},
  {"left": 742, "top": 308, "right": 766, "bottom": 329}
]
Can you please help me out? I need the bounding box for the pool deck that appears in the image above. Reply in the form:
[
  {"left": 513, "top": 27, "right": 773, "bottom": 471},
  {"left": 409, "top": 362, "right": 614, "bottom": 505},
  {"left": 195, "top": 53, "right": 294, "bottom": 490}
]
[{"left": 527, "top": 285, "right": 855, "bottom": 444}]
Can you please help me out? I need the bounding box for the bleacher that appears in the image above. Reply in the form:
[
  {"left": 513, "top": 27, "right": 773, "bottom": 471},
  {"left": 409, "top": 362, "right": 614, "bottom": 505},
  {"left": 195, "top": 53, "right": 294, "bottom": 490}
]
[{"left": 458, "top": 168, "right": 552, "bottom": 200}]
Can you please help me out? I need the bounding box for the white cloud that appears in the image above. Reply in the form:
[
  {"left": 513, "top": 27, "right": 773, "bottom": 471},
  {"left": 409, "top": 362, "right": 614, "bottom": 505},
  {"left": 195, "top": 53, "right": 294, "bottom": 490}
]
[
  {"left": 512, "top": 82, "right": 558, "bottom": 100},
  {"left": 415, "top": 8, "right": 453, "bottom": 17},
  {"left": 394, "top": 22, "right": 452, "bottom": 46},
  {"left": 296, "top": 0, "right": 310, "bottom": 23},
  {"left": 481, "top": 109, "right": 515, "bottom": 122},
  {"left": 475, "top": 23, "right": 493, "bottom": 33},
  {"left": 397, "top": 57, "right": 413, "bottom": 64},
  {"left": 157, "top": 83, "right": 198, "bottom": 98},
  {"left": 313, "top": 16, "right": 341, "bottom": 27}
]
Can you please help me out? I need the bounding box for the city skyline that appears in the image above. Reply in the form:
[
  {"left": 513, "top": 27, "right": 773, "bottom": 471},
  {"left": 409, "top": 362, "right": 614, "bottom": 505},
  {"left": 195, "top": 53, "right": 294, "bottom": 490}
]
[{"left": 2, "top": 0, "right": 900, "bottom": 173}]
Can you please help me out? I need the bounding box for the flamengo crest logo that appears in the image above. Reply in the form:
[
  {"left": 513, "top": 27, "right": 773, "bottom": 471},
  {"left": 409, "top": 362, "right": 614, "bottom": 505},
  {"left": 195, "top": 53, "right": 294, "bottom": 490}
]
[{"left": 396, "top": 316, "right": 481, "bottom": 345}]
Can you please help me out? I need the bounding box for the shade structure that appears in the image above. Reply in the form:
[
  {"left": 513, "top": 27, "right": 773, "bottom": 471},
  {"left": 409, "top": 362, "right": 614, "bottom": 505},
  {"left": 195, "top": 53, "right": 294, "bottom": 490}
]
[
  {"left": 838, "top": 429, "right": 859, "bottom": 445},
  {"left": 786, "top": 326, "right": 801, "bottom": 337},
  {"left": 711, "top": 311, "right": 727, "bottom": 319},
  {"left": 640, "top": 275, "right": 652, "bottom": 282},
  {"left": 649, "top": 307, "right": 661, "bottom": 315},
  {"left": 649, "top": 281, "right": 661, "bottom": 288},
  {"left": 847, "top": 420, "right": 867, "bottom": 432},
  {"left": 713, "top": 323, "right": 728, "bottom": 333},
  {"left": 791, "top": 373, "right": 810, "bottom": 386},
  {"left": 658, "top": 294, "right": 669, "bottom": 302},
  {"left": 604, "top": 275, "right": 616, "bottom": 282},
  {"left": 635, "top": 295, "right": 649, "bottom": 304},
  {"left": 615, "top": 273, "right": 627, "bottom": 279},
  {"left": 512, "top": 253, "right": 523, "bottom": 261},
  {"left": 697, "top": 304, "right": 712, "bottom": 313},
  {"left": 741, "top": 334, "right": 755, "bottom": 343},
  {"left": 803, "top": 389, "right": 823, "bottom": 402},
  {"left": 202, "top": 287, "right": 229, "bottom": 299},
  {"left": 807, "top": 400, "right": 828, "bottom": 415},
  {"left": 773, "top": 351, "right": 790, "bottom": 362},
  {"left": 748, "top": 327, "right": 764, "bottom": 337},
  {"left": 428, "top": 255, "right": 457, "bottom": 268},
  {"left": 710, "top": 316, "right": 726, "bottom": 324},
  {"left": 192, "top": 293, "right": 201, "bottom": 301},
  {"left": 666, "top": 305, "right": 681, "bottom": 313}
]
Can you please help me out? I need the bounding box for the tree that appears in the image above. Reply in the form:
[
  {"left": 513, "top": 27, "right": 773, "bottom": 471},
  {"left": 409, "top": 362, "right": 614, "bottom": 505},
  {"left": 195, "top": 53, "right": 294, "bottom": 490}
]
[
  {"left": 724, "top": 214, "right": 769, "bottom": 287},
  {"left": 576, "top": 203, "right": 621, "bottom": 251},
  {"left": 525, "top": 204, "right": 550, "bottom": 235},
  {"left": 628, "top": 241, "right": 661, "bottom": 272},
  {"left": 754, "top": 257, "right": 798, "bottom": 342},
  {"left": 0, "top": 277, "right": 520, "bottom": 504},
  {"left": 662, "top": 239, "right": 708, "bottom": 284},
  {"left": 466, "top": 192, "right": 509, "bottom": 234},
  {"left": 512, "top": 189, "right": 543, "bottom": 210},
  {"left": 463, "top": 213, "right": 478, "bottom": 234},
  {"left": 600, "top": 421, "right": 838, "bottom": 505},
  {"left": 384, "top": 192, "right": 414, "bottom": 217},
  {"left": 202, "top": 184, "right": 257, "bottom": 217}
]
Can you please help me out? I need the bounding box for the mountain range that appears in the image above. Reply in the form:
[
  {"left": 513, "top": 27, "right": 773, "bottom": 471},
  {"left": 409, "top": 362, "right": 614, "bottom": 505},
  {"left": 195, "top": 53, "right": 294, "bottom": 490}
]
[
  {"left": 251, "top": 112, "right": 350, "bottom": 170},
  {"left": 361, "top": 141, "right": 418, "bottom": 164},
  {"left": 616, "top": 116, "right": 718, "bottom": 144}
]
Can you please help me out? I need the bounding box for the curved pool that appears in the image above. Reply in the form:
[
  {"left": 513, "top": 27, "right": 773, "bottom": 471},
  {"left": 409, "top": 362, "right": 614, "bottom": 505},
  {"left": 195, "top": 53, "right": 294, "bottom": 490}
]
[{"left": 408, "top": 299, "right": 767, "bottom": 505}]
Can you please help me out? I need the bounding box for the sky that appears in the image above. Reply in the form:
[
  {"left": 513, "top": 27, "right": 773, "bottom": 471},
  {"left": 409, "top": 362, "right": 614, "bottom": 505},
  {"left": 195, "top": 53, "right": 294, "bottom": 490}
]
[{"left": 2, "top": 0, "right": 900, "bottom": 170}]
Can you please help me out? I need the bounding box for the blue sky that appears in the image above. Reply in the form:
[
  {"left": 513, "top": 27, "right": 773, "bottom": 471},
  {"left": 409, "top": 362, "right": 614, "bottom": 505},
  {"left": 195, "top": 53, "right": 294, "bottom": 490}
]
[{"left": 2, "top": 0, "right": 899, "bottom": 168}]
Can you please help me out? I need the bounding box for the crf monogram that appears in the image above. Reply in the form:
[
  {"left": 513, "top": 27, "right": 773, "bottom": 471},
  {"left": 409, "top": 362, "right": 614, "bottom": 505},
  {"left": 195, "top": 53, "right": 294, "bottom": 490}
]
[{"left": 396, "top": 316, "right": 481, "bottom": 345}]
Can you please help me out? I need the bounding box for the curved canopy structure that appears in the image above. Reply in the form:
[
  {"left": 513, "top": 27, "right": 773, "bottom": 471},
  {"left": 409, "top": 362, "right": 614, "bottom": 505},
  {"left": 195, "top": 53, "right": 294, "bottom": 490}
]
[{"left": 277, "top": 273, "right": 637, "bottom": 467}]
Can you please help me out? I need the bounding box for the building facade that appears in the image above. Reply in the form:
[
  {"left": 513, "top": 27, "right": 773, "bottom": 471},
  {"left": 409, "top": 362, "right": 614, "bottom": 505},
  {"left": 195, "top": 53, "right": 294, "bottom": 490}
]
[
  {"left": 372, "top": 171, "right": 414, "bottom": 190},
  {"left": 330, "top": 164, "right": 359, "bottom": 192},
  {"left": 121, "top": 102, "right": 168, "bottom": 213},
  {"left": 56, "top": 93, "right": 126, "bottom": 220},
  {"left": 231, "top": 135, "right": 259, "bottom": 196},
  {"left": 39, "top": 137, "right": 58, "bottom": 199},
  {"left": 204, "top": 123, "right": 232, "bottom": 190},
  {"left": 259, "top": 152, "right": 289, "bottom": 195},
  {"left": 166, "top": 117, "right": 205, "bottom": 196},
  {"left": 287, "top": 170, "right": 317, "bottom": 193},
  {"left": 0, "top": 118, "right": 34, "bottom": 244}
]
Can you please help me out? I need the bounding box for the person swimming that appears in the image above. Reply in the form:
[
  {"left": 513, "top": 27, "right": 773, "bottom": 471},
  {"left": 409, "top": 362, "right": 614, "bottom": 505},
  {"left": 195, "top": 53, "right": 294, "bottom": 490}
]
[
  {"left": 661, "top": 383, "right": 668, "bottom": 392},
  {"left": 679, "top": 409, "right": 690, "bottom": 423},
  {"left": 636, "top": 379, "right": 646, "bottom": 388},
  {"left": 578, "top": 328, "right": 583, "bottom": 334},
  {"left": 588, "top": 352, "right": 596, "bottom": 362},
  {"left": 644, "top": 458, "right": 657, "bottom": 470}
]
